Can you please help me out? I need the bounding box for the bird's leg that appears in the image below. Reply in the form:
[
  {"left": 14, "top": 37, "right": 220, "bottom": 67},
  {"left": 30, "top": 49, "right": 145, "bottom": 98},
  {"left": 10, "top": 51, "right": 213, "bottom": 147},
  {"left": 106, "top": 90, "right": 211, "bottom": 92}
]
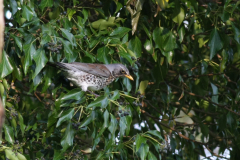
[{"left": 87, "top": 90, "right": 100, "bottom": 97}]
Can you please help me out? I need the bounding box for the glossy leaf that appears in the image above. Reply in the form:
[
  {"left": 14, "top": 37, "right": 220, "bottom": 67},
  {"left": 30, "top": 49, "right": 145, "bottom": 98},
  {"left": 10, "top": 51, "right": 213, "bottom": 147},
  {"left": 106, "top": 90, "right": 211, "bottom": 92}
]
[
  {"left": 111, "top": 90, "right": 120, "bottom": 100},
  {"left": 79, "top": 111, "right": 95, "bottom": 128},
  {"left": 0, "top": 50, "right": 14, "bottom": 78},
  {"left": 10, "top": 0, "right": 18, "bottom": 15},
  {"left": 23, "top": 43, "right": 36, "bottom": 75},
  {"left": 144, "top": 39, "right": 153, "bottom": 54},
  {"left": 208, "top": 28, "right": 223, "bottom": 59},
  {"left": 56, "top": 108, "right": 75, "bottom": 127},
  {"left": 97, "top": 46, "right": 111, "bottom": 64},
  {"left": 128, "top": 36, "right": 142, "bottom": 58},
  {"left": 147, "top": 130, "right": 163, "bottom": 140},
  {"left": 147, "top": 151, "right": 158, "bottom": 160},
  {"left": 87, "top": 96, "right": 108, "bottom": 109},
  {"left": 53, "top": 150, "right": 63, "bottom": 160},
  {"left": 13, "top": 35, "right": 22, "bottom": 51},
  {"left": 61, "top": 123, "right": 75, "bottom": 151},
  {"left": 61, "top": 28, "right": 76, "bottom": 47},
  {"left": 123, "top": 77, "right": 132, "bottom": 92},
  {"left": 232, "top": 23, "right": 240, "bottom": 44},
  {"left": 5, "top": 149, "right": 18, "bottom": 160},
  {"left": 172, "top": 7, "right": 185, "bottom": 25},
  {"left": 22, "top": 5, "right": 34, "bottom": 21},
  {"left": 3, "top": 124, "right": 14, "bottom": 144},
  {"left": 110, "top": 27, "right": 131, "bottom": 38},
  {"left": 139, "top": 80, "right": 148, "bottom": 94},
  {"left": 135, "top": 134, "right": 147, "bottom": 151},
  {"left": 108, "top": 114, "right": 118, "bottom": 136},
  {"left": 61, "top": 88, "right": 85, "bottom": 101},
  {"left": 118, "top": 51, "right": 133, "bottom": 64},
  {"left": 138, "top": 144, "right": 149, "bottom": 160},
  {"left": 211, "top": 83, "right": 218, "bottom": 104},
  {"left": 39, "top": 0, "right": 53, "bottom": 11},
  {"left": 32, "top": 48, "right": 48, "bottom": 79}
]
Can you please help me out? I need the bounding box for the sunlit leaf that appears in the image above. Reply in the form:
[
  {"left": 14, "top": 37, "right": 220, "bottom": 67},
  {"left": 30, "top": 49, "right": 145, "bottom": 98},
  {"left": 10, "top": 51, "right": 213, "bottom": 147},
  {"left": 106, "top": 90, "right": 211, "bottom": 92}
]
[{"left": 0, "top": 50, "right": 14, "bottom": 78}]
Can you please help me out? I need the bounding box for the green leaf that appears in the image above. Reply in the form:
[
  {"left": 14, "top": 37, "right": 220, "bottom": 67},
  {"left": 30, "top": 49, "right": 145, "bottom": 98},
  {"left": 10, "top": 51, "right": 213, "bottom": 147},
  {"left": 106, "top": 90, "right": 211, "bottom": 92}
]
[
  {"left": 53, "top": 150, "right": 63, "bottom": 160},
  {"left": 61, "top": 123, "right": 75, "bottom": 151},
  {"left": 123, "top": 77, "right": 132, "bottom": 92},
  {"left": 97, "top": 46, "right": 111, "bottom": 64},
  {"left": 162, "top": 32, "right": 176, "bottom": 52},
  {"left": 153, "top": 27, "right": 177, "bottom": 52},
  {"left": 178, "top": 25, "right": 185, "bottom": 43},
  {"left": 0, "top": 50, "right": 14, "bottom": 78},
  {"left": 135, "top": 134, "right": 147, "bottom": 151},
  {"left": 87, "top": 96, "right": 108, "bottom": 109},
  {"left": 3, "top": 124, "right": 15, "bottom": 144},
  {"left": 172, "top": 7, "right": 185, "bottom": 25},
  {"left": 211, "top": 83, "right": 218, "bottom": 104},
  {"left": 61, "top": 88, "right": 85, "bottom": 101},
  {"left": 95, "top": 111, "right": 109, "bottom": 146},
  {"left": 232, "top": 23, "right": 240, "bottom": 44},
  {"left": 39, "top": 0, "right": 53, "bottom": 11},
  {"left": 56, "top": 108, "right": 75, "bottom": 127},
  {"left": 10, "top": 0, "right": 18, "bottom": 15},
  {"left": 139, "top": 80, "right": 148, "bottom": 94},
  {"left": 18, "top": 113, "right": 26, "bottom": 135},
  {"left": 220, "top": 49, "right": 228, "bottom": 73},
  {"left": 208, "top": 28, "right": 223, "bottom": 59},
  {"left": 22, "top": 5, "right": 34, "bottom": 21},
  {"left": 144, "top": 39, "right": 153, "bottom": 54},
  {"left": 61, "top": 28, "right": 76, "bottom": 47},
  {"left": 118, "top": 51, "right": 133, "bottom": 64},
  {"left": 67, "top": 8, "right": 76, "bottom": 21},
  {"left": 138, "top": 143, "right": 149, "bottom": 160},
  {"left": 13, "top": 36, "right": 22, "bottom": 51},
  {"left": 17, "top": 152, "right": 27, "bottom": 160},
  {"left": 108, "top": 114, "right": 118, "bottom": 135},
  {"left": 199, "top": 123, "right": 209, "bottom": 137},
  {"left": 147, "top": 130, "right": 163, "bottom": 140},
  {"left": 11, "top": 118, "right": 17, "bottom": 133},
  {"left": 82, "top": 9, "right": 88, "bottom": 23},
  {"left": 119, "top": 116, "right": 132, "bottom": 137},
  {"left": 40, "top": 34, "right": 51, "bottom": 45},
  {"left": 23, "top": 43, "right": 36, "bottom": 75},
  {"left": 103, "top": 109, "right": 109, "bottom": 127},
  {"left": 122, "top": 34, "right": 128, "bottom": 44},
  {"left": 147, "top": 151, "right": 158, "bottom": 160},
  {"left": 128, "top": 36, "right": 142, "bottom": 58},
  {"left": 162, "top": 50, "right": 174, "bottom": 64},
  {"left": 5, "top": 149, "right": 18, "bottom": 160},
  {"left": 111, "top": 90, "right": 120, "bottom": 100},
  {"left": 47, "top": 113, "right": 58, "bottom": 128},
  {"left": 79, "top": 111, "right": 95, "bottom": 128},
  {"left": 59, "top": 38, "right": 75, "bottom": 62},
  {"left": 32, "top": 48, "right": 48, "bottom": 79},
  {"left": 110, "top": 27, "right": 131, "bottom": 38},
  {"left": 153, "top": 27, "right": 164, "bottom": 49}
]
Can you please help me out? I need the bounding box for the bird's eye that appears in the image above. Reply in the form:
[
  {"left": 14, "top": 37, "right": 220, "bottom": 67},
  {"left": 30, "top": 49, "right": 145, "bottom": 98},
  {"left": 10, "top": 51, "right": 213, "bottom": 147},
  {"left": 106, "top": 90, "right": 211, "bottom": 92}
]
[{"left": 121, "top": 69, "right": 125, "bottom": 73}]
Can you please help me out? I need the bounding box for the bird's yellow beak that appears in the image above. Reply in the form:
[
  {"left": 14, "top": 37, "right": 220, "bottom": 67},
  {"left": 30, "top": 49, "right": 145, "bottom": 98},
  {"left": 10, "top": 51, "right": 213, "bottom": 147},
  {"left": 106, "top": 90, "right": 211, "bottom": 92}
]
[{"left": 125, "top": 75, "right": 134, "bottom": 81}]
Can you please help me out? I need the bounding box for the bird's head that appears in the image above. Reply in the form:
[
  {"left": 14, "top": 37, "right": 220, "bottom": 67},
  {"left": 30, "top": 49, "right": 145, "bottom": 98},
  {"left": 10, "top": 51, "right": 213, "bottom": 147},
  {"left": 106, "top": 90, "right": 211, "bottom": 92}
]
[{"left": 105, "top": 64, "right": 134, "bottom": 81}]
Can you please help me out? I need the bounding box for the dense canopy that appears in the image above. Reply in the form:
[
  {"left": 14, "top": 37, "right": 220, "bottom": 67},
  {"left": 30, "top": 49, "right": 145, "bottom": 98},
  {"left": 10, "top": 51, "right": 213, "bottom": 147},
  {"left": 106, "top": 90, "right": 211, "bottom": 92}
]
[{"left": 1, "top": 0, "right": 240, "bottom": 159}]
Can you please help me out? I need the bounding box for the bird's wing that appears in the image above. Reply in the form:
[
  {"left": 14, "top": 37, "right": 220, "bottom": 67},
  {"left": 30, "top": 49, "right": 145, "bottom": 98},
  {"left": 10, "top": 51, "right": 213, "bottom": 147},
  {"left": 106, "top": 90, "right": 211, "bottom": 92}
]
[{"left": 69, "top": 62, "right": 111, "bottom": 78}]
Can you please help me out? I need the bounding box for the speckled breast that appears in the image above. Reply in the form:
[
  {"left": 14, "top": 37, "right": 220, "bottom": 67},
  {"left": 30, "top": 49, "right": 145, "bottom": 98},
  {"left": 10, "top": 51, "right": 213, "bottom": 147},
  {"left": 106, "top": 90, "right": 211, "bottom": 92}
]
[{"left": 78, "top": 74, "right": 115, "bottom": 90}]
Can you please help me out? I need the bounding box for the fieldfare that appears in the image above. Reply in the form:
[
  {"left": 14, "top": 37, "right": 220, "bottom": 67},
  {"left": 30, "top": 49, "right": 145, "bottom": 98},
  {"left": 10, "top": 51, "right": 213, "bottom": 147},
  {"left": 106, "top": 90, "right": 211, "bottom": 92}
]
[{"left": 48, "top": 62, "right": 134, "bottom": 91}]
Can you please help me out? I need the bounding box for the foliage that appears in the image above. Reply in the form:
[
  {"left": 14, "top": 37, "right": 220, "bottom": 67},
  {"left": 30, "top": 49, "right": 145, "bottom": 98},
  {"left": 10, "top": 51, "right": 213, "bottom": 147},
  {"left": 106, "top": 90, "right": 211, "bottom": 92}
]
[{"left": 1, "top": 0, "right": 240, "bottom": 159}]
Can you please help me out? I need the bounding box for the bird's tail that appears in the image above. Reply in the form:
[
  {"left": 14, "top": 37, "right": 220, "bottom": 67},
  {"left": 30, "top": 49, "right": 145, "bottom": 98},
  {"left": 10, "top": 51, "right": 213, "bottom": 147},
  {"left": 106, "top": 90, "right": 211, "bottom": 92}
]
[{"left": 47, "top": 62, "right": 76, "bottom": 72}]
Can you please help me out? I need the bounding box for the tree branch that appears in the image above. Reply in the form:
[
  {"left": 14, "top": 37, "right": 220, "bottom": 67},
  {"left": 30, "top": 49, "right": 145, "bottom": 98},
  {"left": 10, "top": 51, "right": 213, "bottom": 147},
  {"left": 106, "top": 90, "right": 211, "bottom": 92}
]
[{"left": 167, "top": 83, "right": 240, "bottom": 116}]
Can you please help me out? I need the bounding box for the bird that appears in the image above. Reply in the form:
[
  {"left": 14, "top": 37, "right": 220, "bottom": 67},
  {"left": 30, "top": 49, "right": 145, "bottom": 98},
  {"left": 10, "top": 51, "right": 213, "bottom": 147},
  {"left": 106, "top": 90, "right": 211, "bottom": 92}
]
[{"left": 48, "top": 62, "right": 134, "bottom": 92}]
